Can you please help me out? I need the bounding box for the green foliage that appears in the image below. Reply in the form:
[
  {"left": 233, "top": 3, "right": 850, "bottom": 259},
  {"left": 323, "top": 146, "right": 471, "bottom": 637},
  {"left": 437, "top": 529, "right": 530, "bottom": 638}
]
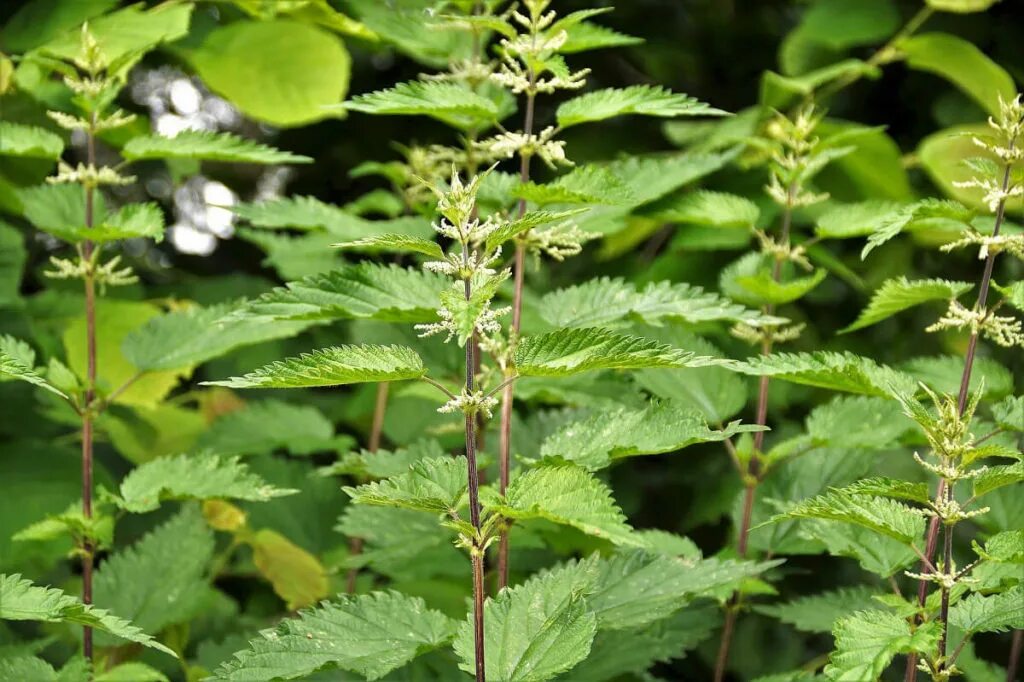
[
  {"left": 734, "top": 351, "right": 917, "bottom": 397},
  {"left": 949, "top": 585, "right": 1024, "bottom": 633},
  {"left": 345, "top": 80, "right": 499, "bottom": 128},
  {"left": 0, "top": 122, "right": 64, "bottom": 159},
  {"left": 344, "top": 456, "right": 468, "bottom": 515},
  {"left": 767, "top": 489, "right": 925, "bottom": 544},
  {"left": 824, "top": 611, "right": 940, "bottom": 681},
  {"left": 556, "top": 86, "right": 725, "bottom": 128},
  {"left": 121, "top": 131, "right": 312, "bottom": 164},
  {"left": 841, "top": 277, "right": 974, "bottom": 332}
]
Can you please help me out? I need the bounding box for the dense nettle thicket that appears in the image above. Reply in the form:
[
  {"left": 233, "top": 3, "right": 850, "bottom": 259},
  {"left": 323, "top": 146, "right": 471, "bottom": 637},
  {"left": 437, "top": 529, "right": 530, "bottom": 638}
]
[{"left": 0, "top": 0, "right": 1021, "bottom": 680}]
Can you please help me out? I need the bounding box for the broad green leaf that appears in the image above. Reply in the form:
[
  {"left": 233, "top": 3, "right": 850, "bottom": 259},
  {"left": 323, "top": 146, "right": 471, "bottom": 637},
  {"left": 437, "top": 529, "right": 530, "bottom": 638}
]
[
  {"left": 807, "top": 522, "right": 920, "bottom": 577},
  {"left": 93, "top": 507, "right": 214, "bottom": 645},
  {"left": 344, "top": 80, "right": 499, "bottom": 129},
  {"left": 0, "top": 122, "right": 63, "bottom": 159},
  {"left": 798, "top": 0, "right": 900, "bottom": 50},
  {"left": 805, "top": 396, "right": 913, "bottom": 449},
  {"left": 721, "top": 252, "right": 827, "bottom": 306},
  {"left": 38, "top": 3, "right": 192, "bottom": 69},
  {"left": 902, "top": 355, "right": 1013, "bottom": 400},
  {"left": 0, "top": 335, "right": 67, "bottom": 398},
  {"left": 453, "top": 568, "right": 597, "bottom": 682},
  {"left": 96, "top": 662, "right": 168, "bottom": 682},
  {"left": 0, "top": 0, "right": 117, "bottom": 53},
  {"left": 976, "top": 530, "right": 1024, "bottom": 563},
  {"left": 514, "top": 327, "right": 727, "bottom": 378},
  {"left": 234, "top": 264, "right": 446, "bottom": 323},
  {"left": 815, "top": 200, "right": 903, "bottom": 239},
  {"left": 514, "top": 166, "right": 636, "bottom": 206},
  {"left": 324, "top": 439, "right": 447, "bottom": 480},
  {"left": 898, "top": 33, "right": 1015, "bottom": 117},
  {"left": 918, "top": 125, "right": 1003, "bottom": 210},
  {"left": 860, "top": 199, "right": 974, "bottom": 258},
  {"left": 839, "top": 478, "right": 931, "bottom": 505},
  {"left": 113, "top": 454, "right": 297, "bottom": 513},
  {"left": 539, "top": 401, "right": 762, "bottom": 470},
  {"left": 768, "top": 490, "right": 925, "bottom": 545},
  {"left": 926, "top": 0, "right": 997, "bottom": 11},
  {"left": 336, "top": 505, "right": 462, "bottom": 581},
  {"left": 231, "top": 194, "right": 356, "bottom": 231},
  {"left": 556, "top": 85, "right": 725, "bottom": 128},
  {"left": 992, "top": 396, "right": 1024, "bottom": 432},
  {"left": 0, "top": 573, "right": 174, "bottom": 656},
  {"left": 649, "top": 190, "right": 759, "bottom": 229},
  {"left": 559, "top": 21, "right": 642, "bottom": 54},
  {"left": 949, "top": 585, "right": 1024, "bottom": 633},
  {"left": 824, "top": 610, "right": 940, "bottom": 681},
  {"left": 18, "top": 184, "right": 165, "bottom": 243},
  {"left": 197, "top": 399, "right": 336, "bottom": 457},
  {"left": 121, "top": 302, "right": 311, "bottom": 372},
  {"left": 247, "top": 528, "right": 328, "bottom": 610},
  {"left": 122, "top": 130, "right": 310, "bottom": 164},
  {"left": 484, "top": 208, "right": 588, "bottom": 253},
  {"left": 190, "top": 19, "right": 350, "bottom": 127},
  {"left": 754, "top": 586, "right": 882, "bottom": 633},
  {"left": 817, "top": 121, "right": 913, "bottom": 201},
  {"left": 734, "top": 351, "right": 917, "bottom": 397},
  {"left": 333, "top": 234, "right": 444, "bottom": 259},
  {"left": 344, "top": 456, "right": 468, "bottom": 515},
  {"left": 212, "top": 591, "right": 459, "bottom": 681},
  {"left": 760, "top": 60, "right": 877, "bottom": 110},
  {"left": 602, "top": 152, "right": 734, "bottom": 208},
  {"left": 0, "top": 657, "right": 63, "bottom": 682},
  {"left": 0, "top": 222, "right": 26, "bottom": 307},
  {"left": 537, "top": 277, "right": 781, "bottom": 330},
  {"left": 203, "top": 344, "right": 426, "bottom": 389},
  {"left": 841, "top": 277, "right": 973, "bottom": 332},
  {"left": 973, "top": 462, "right": 1024, "bottom": 499},
  {"left": 494, "top": 464, "right": 635, "bottom": 545}
]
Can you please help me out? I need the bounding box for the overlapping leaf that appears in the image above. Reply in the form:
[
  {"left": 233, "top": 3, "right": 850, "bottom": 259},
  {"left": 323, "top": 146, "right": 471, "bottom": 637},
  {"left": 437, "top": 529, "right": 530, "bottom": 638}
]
[
  {"left": 0, "top": 335, "right": 67, "bottom": 398},
  {"left": 556, "top": 85, "right": 725, "bottom": 128},
  {"left": 343, "top": 456, "right": 467, "bottom": 515},
  {"left": 823, "top": 610, "right": 940, "bottom": 681},
  {"left": 842, "top": 277, "right": 972, "bottom": 332},
  {"left": 0, "top": 122, "right": 64, "bottom": 159},
  {"left": 767, "top": 489, "right": 925, "bottom": 545},
  {"left": 949, "top": 585, "right": 1024, "bottom": 634},
  {"left": 122, "top": 130, "right": 311, "bottom": 164},
  {"left": 734, "top": 351, "right": 917, "bottom": 397},
  {"left": 344, "top": 80, "right": 499, "bottom": 128}
]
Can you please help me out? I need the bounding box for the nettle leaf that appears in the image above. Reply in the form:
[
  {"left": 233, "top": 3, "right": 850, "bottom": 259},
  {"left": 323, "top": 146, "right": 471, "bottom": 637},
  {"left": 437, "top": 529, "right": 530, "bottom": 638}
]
[
  {"left": 861, "top": 199, "right": 974, "bottom": 258},
  {"left": 324, "top": 439, "right": 446, "bottom": 480},
  {"left": 976, "top": 530, "right": 1024, "bottom": 564},
  {"left": 840, "top": 478, "right": 932, "bottom": 505},
  {"left": 213, "top": 591, "right": 459, "bottom": 681},
  {"left": 805, "top": 395, "right": 913, "bottom": 449},
  {"left": 344, "top": 80, "right": 499, "bottom": 128},
  {"left": 235, "top": 264, "right": 446, "bottom": 323},
  {"left": 721, "top": 252, "right": 827, "bottom": 307},
  {"left": 949, "top": 585, "right": 1024, "bottom": 634},
  {"left": 769, "top": 490, "right": 925, "bottom": 545},
  {"left": 514, "top": 327, "right": 727, "bottom": 378},
  {"left": 734, "top": 351, "right": 916, "bottom": 397},
  {"left": 495, "top": 464, "right": 636, "bottom": 545},
  {"left": 824, "top": 610, "right": 940, "bottom": 681},
  {"left": 0, "top": 573, "right": 174, "bottom": 656},
  {"left": 197, "top": 400, "right": 336, "bottom": 457},
  {"left": 815, "top": 200, "right": 903, "bottom": 239},
  {"left": 560, "top": 20, "right": 642, "bottom": 53},
  {"left": 113, "top": 454, "right": 297, "bottom": 513},
  {"left": 0, "top": 122, "right": 64, "bottom": 159},
  {"left": 122, "top": 303, "right": 310, "bottom": 372},
  {"left": 537, "top": 277, "right": 780, "bottom": 330},
  {"left": 94, "top": 507, "right": 214, "bottom": 645},
  {"left": 649, "top": 189, "right": 760, "bottom": 229},
  {"left": 231, "top": 194, "right": 355, "bottom": 231},
  {"left": 973, "top": 462, "right": 1024, "bottom": 499},
  {"left": 556, "top": 85, "right": 725, "bottom": 128},
  {"left": 333, "top": 233, "right": 445, "bottom": 259},
  {"left": 992, "top": 395, "right": 1024, "bottom": 432},
  {"left": 754, "top": 585, "right": 882, "bottom": 633},
  {"left": 841, "top": 277, "right": 973, "bottom": 333},
  {"left": 204, "top": 344, "right": 426, "bottom": 389},
  {"left": 514, "top": 165, "right": 636, "bottom": 206},
  {"left": 0, "top": 335, "right": 67, "bottom": 399},
  {"left": 19, "top": 184, "right": 165, "bottom": 243},
  {"left": 484, "top": 208, "right": 588, "bottom": 253},
  {"left": 343, "top": 456, "right": 467, "bottom": 515},
  {"left": 121, "top": 130, "right": 311, "bottom": 164},
  {"left": 453, "top": 567, "right": 597, "bottom": 682},
  {"left": 902, "top": 355, "right": 1013, "bottom": 400},
  {"left": 539, "top": 401, "right": 761, "bottom": 471}
]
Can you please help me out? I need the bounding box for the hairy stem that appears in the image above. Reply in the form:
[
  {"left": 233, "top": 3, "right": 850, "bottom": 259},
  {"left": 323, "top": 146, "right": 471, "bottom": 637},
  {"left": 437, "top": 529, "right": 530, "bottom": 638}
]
[
  {"left": 346, "top": 381, "right": 389, "bottom": 594},
  {"left": 906, "top": 159, "right": 1012, "bottom": 682},
  {"left": 80, "top": 112, "right": 98, "bottom": 662},
  {"left": 496, "top": 79, "right": 536, "bottom": 591},
  {"left": 464, "top": 256, "right": 486, "bottom": 682}
]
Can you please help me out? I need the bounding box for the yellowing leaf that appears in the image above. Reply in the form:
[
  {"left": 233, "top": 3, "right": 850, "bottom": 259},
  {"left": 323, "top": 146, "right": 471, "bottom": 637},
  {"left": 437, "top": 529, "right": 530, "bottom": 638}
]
[{"left": 248, "top": 529, "right": 328, "bottom": 610}]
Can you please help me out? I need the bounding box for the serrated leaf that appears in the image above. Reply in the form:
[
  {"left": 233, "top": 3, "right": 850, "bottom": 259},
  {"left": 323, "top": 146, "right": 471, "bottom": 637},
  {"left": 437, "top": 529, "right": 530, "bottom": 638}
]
[
  {"left": 806, "top": 522, "right": 919, "bottom": 578},
  {"left": 754, "top": 585, "right": 882, "bottom": 633},
  {"left": 824, "top": 610, "right": 940, "bottom": 681},
  {"left": 233, "top": 264, "right": 446, "bottom": 323},
  {"left": 0, "top": 573, "right": 174, "bottom": 656},
  {"left": 842, "top": 277, "right": 973, "bottom": 332},
  {"left": 514, "top": 165, "right": 636, "bottom": 206},
  {"left": 122, "top": 130, "right": 311, "bottom": 164},
  {"left": 537, "top": 277, "right": 782, "bottom": 330},
  {"left": 197, "top": 399, "right": 336, "bottom": 457},
  {"left": 0, "top": 335, "right": 67, "bottom": 398},
  {"left": 539, "top": 401, "right": 762, "bottom": 470},
  {"left": 976, "top": 530, "right": 1024, "bottom": 564},
  {"left": 734, "top": 351, "right": 916, "bottom": 397},
  {"left": 815, "top": 200, "right": 903, "bottom": 239},
  {"left": 861, "top": 199, "right": 974, "bottom": 258},
  {"left": 949, "top": 585, "right": 1024, "bottom": 634},
  {"left": 494, "top": 464, "right": 635, "bottom": 545},
  {"left": 973, "top": 462, "right": 1024, "bottom": 499},
  {"left": 113, "top": 454, "right": 296, "bottom": 513},
  {"left": 560, "top": 21, "right": 642, "bottom": 53},
  {"left": 902, "top": 355, "right": 1012, "bottom": 400},
  {"left": 768, "top": 490, "right": 925, "bottom": 545},
  {"left": 721, "top": 252, "right": 827, "bottom": 306},
  {"left": 212, "top": 591, "right": 459, "bottom": 681},
  {"left": 93, "top": 507, "right": 214, "bottom": 645},
  {"left": 484, "top": 209, "right": 588, "bottom": 253},
  {"left": 556, "top": 85, "right": 725, "bottom": 128},
  {"left": 333, "top": 233, "right": 444, "bottom": 259},
  {"left": 453, "top": 567, "right": 597, "bottom": 682},
  {"left": 991, "top": 395, "right": 1024, "bottom": 432},
  {"left": 203, "top": 344, "right": 426, "bottom": 389},
  {"left": 344, "top": 80, "right": 499, "bottom": 129},
  {"left": 806, "top": 395, "right": 913, "bottom": 449},
  {"left": 649, "top": 190, "right": 759, "bottom": 229},
  {"left": 514, "top": 327, "right": 728, "bottom": 378},
  {"left": 839, "top": 478, "right": 931, "bottom": 505},
  {"left": 121, "top": 302, "right": 311, "bottom": 372},
  {"left": 344, "top": 456, "right": 467, "bottom": 515},
  {"left": 0, "top": 122, "right": 64, "bottom": 159},
  {"left": 231, "top": 194, "right": 354, "bottom": 231},
  {"left": 321, "top": 439, "right": 446, "bottom": 480},
  {"left": 18, "top": 184, "right": 165, "bottom": 243}
]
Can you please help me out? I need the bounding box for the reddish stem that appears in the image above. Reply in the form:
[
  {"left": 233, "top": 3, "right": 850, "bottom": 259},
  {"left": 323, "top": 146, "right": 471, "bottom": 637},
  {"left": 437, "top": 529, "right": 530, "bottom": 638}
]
[{"left": 81, "top": 113, "right": 98, "bottom": 662}]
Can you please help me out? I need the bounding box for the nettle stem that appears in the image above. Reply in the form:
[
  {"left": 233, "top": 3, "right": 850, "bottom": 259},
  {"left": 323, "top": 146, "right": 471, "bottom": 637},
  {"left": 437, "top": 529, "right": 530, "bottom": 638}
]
[
  {"left": 345, "top": 381, "right": 389, "bottom": 594},
  {"left": 715, "top": 193, "right": 795, "bottom": 682},
  {"left": 497, "top": 81, "right": 537, "bottom": 591},
  {"left": 81, "top": 112, "right": 99, "bottom": 662},
  {"left": 906, "top": 160, "right": 1013, "bottom": 682},
  {"left": 464, "top": 252, "right": 487, "bottom": 682}
]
